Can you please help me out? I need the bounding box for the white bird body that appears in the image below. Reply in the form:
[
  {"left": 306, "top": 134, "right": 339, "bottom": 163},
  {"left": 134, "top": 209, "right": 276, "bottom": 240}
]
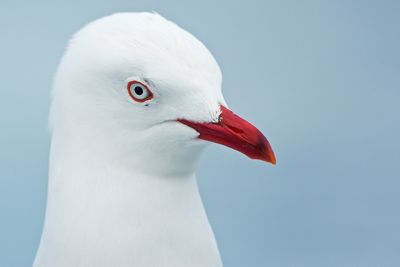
[{"left": 34, "top": 12, "right": 275, "bottom": 267}]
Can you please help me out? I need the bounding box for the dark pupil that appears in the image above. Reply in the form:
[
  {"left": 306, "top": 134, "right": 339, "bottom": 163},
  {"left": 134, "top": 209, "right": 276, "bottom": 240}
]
[{"left": 134, "top": 86, "right": 143, "bottom": 95}]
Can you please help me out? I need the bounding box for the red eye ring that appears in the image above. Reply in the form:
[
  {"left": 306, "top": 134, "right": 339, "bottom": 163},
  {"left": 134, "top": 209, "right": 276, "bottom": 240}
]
[{"left": 127, "top": 80, "right": 154, "bottom": 103}]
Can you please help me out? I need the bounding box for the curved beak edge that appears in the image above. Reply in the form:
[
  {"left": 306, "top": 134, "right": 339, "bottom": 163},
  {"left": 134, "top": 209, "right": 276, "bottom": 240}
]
[{"left": 178, "top": 105, "right": 276, "bottom": 165}]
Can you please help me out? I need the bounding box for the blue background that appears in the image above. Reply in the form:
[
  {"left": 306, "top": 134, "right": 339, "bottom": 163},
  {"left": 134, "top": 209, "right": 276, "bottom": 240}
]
[{"left": 1, "top": 0, "right": 399, "bottom": 266}]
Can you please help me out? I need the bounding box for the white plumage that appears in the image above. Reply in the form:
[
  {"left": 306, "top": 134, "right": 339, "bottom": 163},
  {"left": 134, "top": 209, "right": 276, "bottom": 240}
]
[{"left": 34, "top": 12, "right": 275, "bottom": 267}]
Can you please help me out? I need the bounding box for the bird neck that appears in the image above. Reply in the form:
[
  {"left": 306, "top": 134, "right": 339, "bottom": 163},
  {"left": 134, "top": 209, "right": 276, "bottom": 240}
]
[{"left": 34, "top": 128, "right": 223, "bottom": 267}]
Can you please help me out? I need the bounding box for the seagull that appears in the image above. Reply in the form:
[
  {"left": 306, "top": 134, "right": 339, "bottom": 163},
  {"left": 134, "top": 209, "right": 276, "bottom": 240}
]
[{"left": 33, "top": 12, "right": 275, "bottom": 267}]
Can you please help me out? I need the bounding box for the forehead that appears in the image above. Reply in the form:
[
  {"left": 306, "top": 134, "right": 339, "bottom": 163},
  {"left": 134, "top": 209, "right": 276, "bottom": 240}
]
[{"left": 68, "top": 12, "right": 222, "bottom": 88}]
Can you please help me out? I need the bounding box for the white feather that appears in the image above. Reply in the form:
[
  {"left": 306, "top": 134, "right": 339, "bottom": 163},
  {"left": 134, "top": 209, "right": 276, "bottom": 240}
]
[{"left": 34, "top": 12, "right": 225, "bottom": 267}]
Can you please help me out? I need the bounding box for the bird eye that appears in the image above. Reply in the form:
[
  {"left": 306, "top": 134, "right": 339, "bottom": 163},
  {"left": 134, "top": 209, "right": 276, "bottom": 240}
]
[{"left": 127, "top": 80, "right": 153, "bottom": 102}]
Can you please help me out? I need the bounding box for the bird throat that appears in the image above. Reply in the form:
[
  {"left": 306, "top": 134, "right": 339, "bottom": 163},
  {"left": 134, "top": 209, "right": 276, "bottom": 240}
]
[{"left": 34, "top": 131, "right": 223, "bottom": 267}]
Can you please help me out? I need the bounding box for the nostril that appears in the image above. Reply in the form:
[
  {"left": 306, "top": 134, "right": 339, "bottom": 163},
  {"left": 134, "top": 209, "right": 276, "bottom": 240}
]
[{"left": 225, "top": 124, "right": 244, "bottom": 134}]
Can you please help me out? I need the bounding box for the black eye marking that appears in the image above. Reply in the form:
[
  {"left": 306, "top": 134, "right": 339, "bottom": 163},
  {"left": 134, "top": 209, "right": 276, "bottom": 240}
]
[{"left": 134, "top": 86, "right": 143, "bottom": 95}]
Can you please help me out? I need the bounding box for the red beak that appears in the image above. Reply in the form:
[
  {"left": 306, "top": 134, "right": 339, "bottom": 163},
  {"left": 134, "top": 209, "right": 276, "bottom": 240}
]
[{"left": 178, "top": 105, "right": 276, "bottom": 164}]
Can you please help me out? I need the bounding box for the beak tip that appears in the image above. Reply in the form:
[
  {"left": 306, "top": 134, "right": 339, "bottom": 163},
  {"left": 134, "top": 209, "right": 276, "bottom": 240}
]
[
  {"left": 264, "top": 152, "right": 276, "bottom": 165},
  {"left": 252, "top": 144, "right": 276, "bottom": 165},
  {"left": 260, "top": 140, "right": 276, "bottom": 165}
]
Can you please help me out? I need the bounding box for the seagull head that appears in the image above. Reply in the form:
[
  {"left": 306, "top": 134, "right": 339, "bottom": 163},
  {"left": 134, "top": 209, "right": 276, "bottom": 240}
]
[{"left": 51, "top": 12, "right": 275, "bottom": 175}]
